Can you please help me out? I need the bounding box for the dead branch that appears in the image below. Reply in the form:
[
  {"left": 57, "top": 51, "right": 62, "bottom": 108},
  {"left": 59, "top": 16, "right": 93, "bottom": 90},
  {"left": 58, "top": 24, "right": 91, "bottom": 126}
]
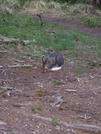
[
  {"left": 37, "top": 11, "right": 45, "bottom": 27},
  {"left": 12, "top": 92, "right": 32, "bottom": 97},
  {"left": 2, "top": 39, "right": 19, "bottom": 45},
  {"left": 0, "top": 86, "right": 17, "bottom": 90},
  {"left": 0, "top": 50, "right": 7, "bottom": 53},
  {"left": 12, "top": 102, "right": 32, "bottom": 108},
  {"left": 13, "top": 58, "right": 24, "bottom": 63},
  {"left": 8, "top": 64, "right": 33, "bottom": 68},
  {"left": 19, "top": 112, "right": 101, "bottom": 132},
  {"left": 65, "top": 89, "right": 77, "bottom": 92},
  {"left": 37, "top": 13, "right": 43, "bottom": 27},
  {"left": 35, "top": 116, "right": 101, "bottom": 132}
]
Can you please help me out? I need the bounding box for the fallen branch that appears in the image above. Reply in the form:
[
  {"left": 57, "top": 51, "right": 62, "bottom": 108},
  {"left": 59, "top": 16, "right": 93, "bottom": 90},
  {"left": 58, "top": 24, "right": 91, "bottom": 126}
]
[
  {"left": 0, "top": 86, "right": 17, "bottom": 90},
  {"left": 2, "top": 39, "right": 19, "bottom": 45},
  {"left": 12, "top": 92, "right": 32, "bottom": 97},
  {"left": 12, "top": 102, "right": 32, "bottom": 107},
  {"left": 65, "top": 89, "right": 77, "bottom": 92},
  {"left": 0, "top": 50, "right": 7, "bottom": 53},
  {"left": 19, "top": 111, "right": 101, "bottom": 132},
  {"left": 34, "top": 115, "right": 101, "bottom": 132},
  {"left": 13, "top": 58, "right": 24, "bottom": 63},
  {"left": 8, "top": 64, "right": 33, "bottom": 68}
]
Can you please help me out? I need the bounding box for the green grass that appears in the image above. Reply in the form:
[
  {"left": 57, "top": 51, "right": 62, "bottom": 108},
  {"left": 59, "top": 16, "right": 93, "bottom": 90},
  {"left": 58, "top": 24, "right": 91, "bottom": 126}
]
[
  {"left": 0, "top": 13, "right": 101, "bottom": 63},
  {"left": 0, "top": 88, "right": 8, "bottom": 94},
  {"left": 52, "top": 117, "right": 57, "bottom": 126},
  {"left": 75, "top": 68, "right": 83, "bottom": 75},
  {"left": 32, "top": 108, "right": 39, "bottom": 114},
  {"left": 36, "top": 89, "right": 43, "bottom": 93},
  {"left": 0, "top": 14, "right": 75, "bottom": 51},
  {"left": 53, "top": 79, "right": 64, "bottom": 86}
]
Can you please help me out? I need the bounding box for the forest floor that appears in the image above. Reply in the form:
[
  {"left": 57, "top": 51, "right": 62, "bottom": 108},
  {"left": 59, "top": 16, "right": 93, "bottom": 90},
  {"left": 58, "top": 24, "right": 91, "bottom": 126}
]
[{"left": 0, "top": 6, "right": 101, "bottom": 134}]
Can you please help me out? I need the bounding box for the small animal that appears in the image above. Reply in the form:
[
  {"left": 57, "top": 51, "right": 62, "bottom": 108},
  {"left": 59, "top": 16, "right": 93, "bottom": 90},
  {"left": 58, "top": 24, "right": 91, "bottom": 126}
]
[{"left": 42, "top": 52, "right": 64, "bottom": 73}]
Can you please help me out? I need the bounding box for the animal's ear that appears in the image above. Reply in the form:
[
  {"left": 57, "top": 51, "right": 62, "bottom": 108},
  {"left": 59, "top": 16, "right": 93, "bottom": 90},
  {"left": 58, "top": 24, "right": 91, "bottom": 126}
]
[{"left": 42, "top": 56, "right": 47, "bottom": 64}]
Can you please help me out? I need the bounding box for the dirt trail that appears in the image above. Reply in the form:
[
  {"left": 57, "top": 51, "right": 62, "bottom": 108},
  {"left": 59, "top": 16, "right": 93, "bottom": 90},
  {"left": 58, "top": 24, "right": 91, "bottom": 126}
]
[{"left": 42, "top": 16, "right": 101, "bottom": 37}]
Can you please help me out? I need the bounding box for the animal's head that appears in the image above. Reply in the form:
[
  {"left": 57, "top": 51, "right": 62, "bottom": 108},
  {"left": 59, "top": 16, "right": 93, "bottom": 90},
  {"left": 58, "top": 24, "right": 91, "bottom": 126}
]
[{"left": 42, "top": 56, "right": 48, "bottom": 73}]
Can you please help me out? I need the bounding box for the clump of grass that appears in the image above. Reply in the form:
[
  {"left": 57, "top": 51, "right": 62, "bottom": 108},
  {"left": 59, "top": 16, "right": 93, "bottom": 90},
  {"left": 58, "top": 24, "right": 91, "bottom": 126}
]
[
  {"left": 11, "top": 70, "right": 15, "bottom": 75},
  {"left": 83, "top": 18, "right": 95, "bottom": 26},
  {"left": 32, "top": 108, "right": 39, "bottom": 114},
  {"left": 52, "top": 117, "right": 57, "bottom": 126},
  {"left": 0, "top": 88, "right": 8, "bottom": 94},
  {"left": 38, "top": 105, "right": 42, "bottom": 111},
  {"left": 53, "top": 79, "right": 64, "bottom": 86},
  {"left": 27, "top": 67, "right": 31, "bottom": 76},
  {"left": 75, "top": 68, "right": 83, "bottom": 75},
  {"left": 61, "top": 3, "right": 68, "bottom": 11},
  {"left": 36, "top": 89, "right": 43, "bottom": 93},
  {"left": 68, "top": 98, "right": 72, "bottom": 103}
]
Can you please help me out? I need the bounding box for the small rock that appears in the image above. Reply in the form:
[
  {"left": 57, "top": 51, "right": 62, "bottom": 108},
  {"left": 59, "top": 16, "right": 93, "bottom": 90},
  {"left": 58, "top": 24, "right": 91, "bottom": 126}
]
[
  {"left": 0, "top": 65, "right": 3, "bottom": 69},
  {"left": 0, "top": 121, "right": 6, "bottom": 125}
]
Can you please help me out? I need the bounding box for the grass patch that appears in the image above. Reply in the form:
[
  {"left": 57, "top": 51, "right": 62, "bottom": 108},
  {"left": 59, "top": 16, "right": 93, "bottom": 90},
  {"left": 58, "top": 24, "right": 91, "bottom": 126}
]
[
  {"left": 0, "top": 14, "right": 75, "bottom": 51},
  {"left": 32, "top": 108, "right": 39, "bottom": 114},
  {"left": 68, "top": 98, "right": 73, "bottom": 103},
  {"left": 0, "top": 13, "right": 101, "bottom": 63},
  {"left": 36, "top": 89, "right": 43, "bottom": 93},
  {"left": 53, "top": 79, "right": 64, "bottom": 86},
  {"left": 75, "top": 68, "right": 83, "bottom": 75},
  {"left": 52, "top": 117, "right": 57, "bottom": 126},
  {"left": 0, "top": 88, "right": 8, "bottom": 94},
  {"left": 83, "top": 18, "right": 96, "bottom": 26},
  {"left": 27, "top": 67, "right": 31, "bottom": 76}
]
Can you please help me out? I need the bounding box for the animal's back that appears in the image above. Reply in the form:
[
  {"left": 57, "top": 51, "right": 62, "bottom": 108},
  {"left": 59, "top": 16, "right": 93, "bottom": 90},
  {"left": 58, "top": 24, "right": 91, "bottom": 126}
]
[{"left": 48, "top": 52, "right": 64, "bottom": 66}]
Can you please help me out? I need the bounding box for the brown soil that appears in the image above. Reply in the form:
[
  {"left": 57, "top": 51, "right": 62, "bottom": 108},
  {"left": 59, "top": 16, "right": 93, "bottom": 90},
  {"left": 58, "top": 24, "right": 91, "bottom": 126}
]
[{"left": 0, "top": 15, "right": 101, "bottom": 134}]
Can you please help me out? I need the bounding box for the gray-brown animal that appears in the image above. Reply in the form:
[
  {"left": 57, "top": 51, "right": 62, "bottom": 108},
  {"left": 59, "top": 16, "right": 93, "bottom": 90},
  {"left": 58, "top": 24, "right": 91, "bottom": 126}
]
[{"left": 42, "top": 52, "right": 64, "bottom": 73}]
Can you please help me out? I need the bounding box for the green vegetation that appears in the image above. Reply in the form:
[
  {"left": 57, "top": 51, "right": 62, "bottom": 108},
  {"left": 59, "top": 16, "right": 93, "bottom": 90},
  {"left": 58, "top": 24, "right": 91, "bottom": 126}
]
[
  {"left": 0, "top": 88, "right": 8, "bottom": 94},
  {"left": 0, "top": 13, "right": 101, "bottom": 64},
  {"left": 53, "top": 79, "right": 64, "bottom": 86},
  {"left": 44, "top": 0, "right": 93, "bottom": 4},
  {"left": 18, "top": 0, "right": 32, "bottom": 6},
  {"left": 83, "top": 18, "right": 96, "bottom": 26},
  {"left": 52, "top": 117, "right": 57, "bottom": 126},
  {"left": 32, "top": 108, "right": 39, "bottom": 114},
  {"left": 27, "top": 67, "right": 31, "bottom": 76},
  {"left": 36, "top": 89, "right": 44, "bottom": 93},
  {"left": 75, "top": 68, "right": 83, "bottom": 75},
  {"left": 68, "top": 98, "right": 73, "bottom": 103}
]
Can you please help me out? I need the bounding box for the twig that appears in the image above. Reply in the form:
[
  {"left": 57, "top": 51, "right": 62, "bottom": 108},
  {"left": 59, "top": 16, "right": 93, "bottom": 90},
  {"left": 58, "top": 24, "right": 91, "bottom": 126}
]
[
  {"left": 37, "top": 11, "right": 45, "bottom": 27},
  {"left": 37, "top": 13, "right": 43, "bottom": 27},
  {"left": 1, "top": 68, "right": 10, "bottom": 74},
  {"left": 12, "top": 92, "right": 32, "bottom": 97},
  {"left": 13, "top": 58, "right": 24, "bottom": 63}
]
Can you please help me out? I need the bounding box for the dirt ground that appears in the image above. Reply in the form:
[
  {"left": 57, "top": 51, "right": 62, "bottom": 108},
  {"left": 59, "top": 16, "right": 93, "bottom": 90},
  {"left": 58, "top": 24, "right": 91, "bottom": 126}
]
[{"left": 0, "top": 15, "right": 101, "bottom": 134}]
